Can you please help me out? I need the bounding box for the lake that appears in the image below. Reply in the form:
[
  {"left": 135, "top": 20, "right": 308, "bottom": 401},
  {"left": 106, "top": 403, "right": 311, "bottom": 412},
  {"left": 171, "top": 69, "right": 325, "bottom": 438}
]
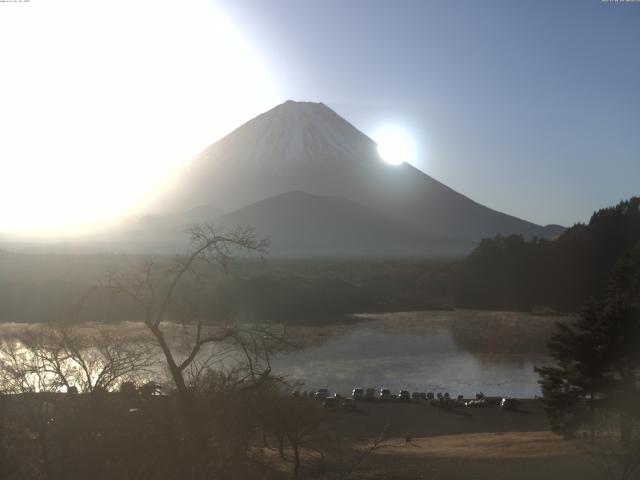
[
  {"left": 272, "top": 310, "right": 565, "bottom": 398},
  {"left": 0, "top": 310, "right": 566, "bottom": 398}
]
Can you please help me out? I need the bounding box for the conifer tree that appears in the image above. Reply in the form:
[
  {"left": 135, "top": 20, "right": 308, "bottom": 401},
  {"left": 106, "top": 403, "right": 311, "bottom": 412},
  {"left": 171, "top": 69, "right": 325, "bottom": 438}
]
[{"left": 537, "top": 246, "right": 640, "bottom": 442}]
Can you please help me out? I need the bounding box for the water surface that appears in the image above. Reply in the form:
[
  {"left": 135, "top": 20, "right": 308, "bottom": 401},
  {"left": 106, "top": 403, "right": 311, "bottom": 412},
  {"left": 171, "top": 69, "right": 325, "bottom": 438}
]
[{"left": 272, "top": 310, "right": 562, "bottom": 398}]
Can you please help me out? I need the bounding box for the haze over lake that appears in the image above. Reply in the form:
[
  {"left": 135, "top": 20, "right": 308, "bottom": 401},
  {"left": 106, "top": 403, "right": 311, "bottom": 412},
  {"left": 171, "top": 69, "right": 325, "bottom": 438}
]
[
  {"left": 0, "top": 309, "right": 560, "bottom": 398},
  {"left": 273, "top": 310, "right": 560, "bottom": 398}
]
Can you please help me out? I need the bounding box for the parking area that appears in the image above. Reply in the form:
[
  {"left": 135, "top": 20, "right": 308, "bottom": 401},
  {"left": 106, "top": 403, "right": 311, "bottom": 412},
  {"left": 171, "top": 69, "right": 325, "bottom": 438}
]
[{"left": 320, "top": 399, "right": 548, "bottom": 438}]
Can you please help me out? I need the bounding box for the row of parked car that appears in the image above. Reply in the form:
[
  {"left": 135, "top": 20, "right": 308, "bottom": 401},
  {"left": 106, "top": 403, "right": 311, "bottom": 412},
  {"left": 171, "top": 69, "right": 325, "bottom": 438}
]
[
  {"left": 312, "top": 387, "right": 452, "bottom": 402},
  {"left": 308, "top": 388, "right": 522, "bottom": 410},
  {"left": 314, "top": 387, "right": 465, "bottom": 402}
]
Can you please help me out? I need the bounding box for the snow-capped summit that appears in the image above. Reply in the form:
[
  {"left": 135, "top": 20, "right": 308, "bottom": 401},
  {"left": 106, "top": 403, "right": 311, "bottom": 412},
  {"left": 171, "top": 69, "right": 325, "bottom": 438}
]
[
  {"left": 208, "top": 100, "right": 378, "bottom": 170},
  {"left": 151, "top": 99, "right": 385, "bottom": 214},
  {"left": 245, "top": 100, "right": 376, "bottom": 163},
  {"left": 149, "top": 100, "right": 563, "bottom": 247}
]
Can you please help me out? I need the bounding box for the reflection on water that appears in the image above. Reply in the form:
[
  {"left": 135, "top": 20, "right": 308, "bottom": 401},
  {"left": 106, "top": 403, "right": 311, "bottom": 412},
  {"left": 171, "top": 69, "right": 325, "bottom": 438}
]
[
  {"left": 272, "top": 311, "right": 557, "bottom": 398},
  {"left": 0, "top": 310, "right": 562, "bottom": 397}
]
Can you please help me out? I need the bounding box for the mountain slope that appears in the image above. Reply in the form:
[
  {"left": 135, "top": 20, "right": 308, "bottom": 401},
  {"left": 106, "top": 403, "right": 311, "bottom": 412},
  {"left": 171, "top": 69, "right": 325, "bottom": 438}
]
[
  {"left": 216, "top": 191, "right": 471, "bottom": 257},
  {"left": 150, "top": 100, "right": 562, "bottom": 246}
]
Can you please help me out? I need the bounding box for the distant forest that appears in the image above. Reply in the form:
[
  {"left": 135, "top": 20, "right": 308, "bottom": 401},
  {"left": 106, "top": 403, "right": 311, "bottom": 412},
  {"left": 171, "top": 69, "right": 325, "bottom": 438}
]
[
  {"left": 454, "top": 197, "right": 640, "bottom": 311},
  {"left": 0, "top": 255, "right": 452, "bottom": 325},
  {"left": 0, "top": 197, "right": 638, "bottom": 325}
]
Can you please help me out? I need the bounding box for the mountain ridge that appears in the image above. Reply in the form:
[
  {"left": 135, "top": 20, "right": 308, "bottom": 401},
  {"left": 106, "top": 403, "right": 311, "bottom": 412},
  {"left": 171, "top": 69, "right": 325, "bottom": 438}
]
[
  {"left": 142, "top": 99, "right": 564, "bottom": 255},
  {"left": 215, "top": 190, "right": 472, "bottom": 257}
]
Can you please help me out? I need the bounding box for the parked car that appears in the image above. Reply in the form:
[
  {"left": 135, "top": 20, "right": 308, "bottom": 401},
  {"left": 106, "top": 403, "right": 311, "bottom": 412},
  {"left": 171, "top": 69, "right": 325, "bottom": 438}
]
[
  {"left": 379, "top": 388, "right": 392, "bottom": 401},
  {"left": 365, "top": 388, "right": 376, "bottom": 401},
  {"left": 398, "top": 390, "right": 411, "bottom": 402},
  {"left": 352, "top": 387, "right": 365, "bottom": 400},
  {"left": 500, "top": 397, "right": 521, "bottom": 410},
  {"left": 322, "top": 397, "right": 338, "bottom": 408},
  {"left": 342, "top": 397, "right": 356, "bottom": 411},
  {"left": 314, "top": 388, "right": 330, "bottom": 399},
  {"left": 465, "top": 398, "right": 487, "bottom": 407}
]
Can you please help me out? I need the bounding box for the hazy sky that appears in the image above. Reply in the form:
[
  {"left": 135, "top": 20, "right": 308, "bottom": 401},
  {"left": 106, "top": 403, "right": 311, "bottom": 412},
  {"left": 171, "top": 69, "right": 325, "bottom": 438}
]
[
  {"left": 218, "top": 0, "right": 640, "bottom": 227},
  {"left": 0, "top": 0, "right": 638, "bottom": 232},
  {"left": 0, "top": 0, "right": 279, "bottom": 233}
]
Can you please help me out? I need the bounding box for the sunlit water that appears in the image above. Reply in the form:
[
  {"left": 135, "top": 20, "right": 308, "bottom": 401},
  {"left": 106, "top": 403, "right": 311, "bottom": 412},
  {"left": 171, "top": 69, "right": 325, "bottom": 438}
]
[
  {"left": 0, "top": 310, "right": 562, "bottom": 398},
  {"left": 271, "top": 311, "right": 557, "bottom": 398}
]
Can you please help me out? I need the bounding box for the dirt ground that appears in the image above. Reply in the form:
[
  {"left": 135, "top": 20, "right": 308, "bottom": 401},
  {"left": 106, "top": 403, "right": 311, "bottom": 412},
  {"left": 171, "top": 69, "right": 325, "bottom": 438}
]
[
  {"left": 281, "top": 400, "right": 607, "bottom": 480},
  {"left": 361, "top": 431, "right": 597, "bottom": 480},
  {"left": 324, "top": 399, "right": 550, "bottom": 438}
]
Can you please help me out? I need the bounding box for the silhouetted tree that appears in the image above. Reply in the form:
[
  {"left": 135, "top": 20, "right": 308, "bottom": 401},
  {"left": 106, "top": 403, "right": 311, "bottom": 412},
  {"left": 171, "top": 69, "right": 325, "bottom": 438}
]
[
  {"left": 583, "top": 438, "right": 640, "bottom": 480},
  {"left": 81, "top": 223, "right": 294, "bottom": 478},
  {"left": 92, "top": 225, "right": 273, "bottom": 409},
  {"left": 0, "top": 326, "right": 158, "bottom": 480},
  {"left": 266, "top": 393, "right": 325, "bottom": 478},
  {"left": 536, "top": 302, "right": 614, "bottom": 440},
  {"left": 455, "top": 197, "right": 640, "bottom": 311},
  {"left": 537, "top": 242, "right": 640, "bottom": 443}
]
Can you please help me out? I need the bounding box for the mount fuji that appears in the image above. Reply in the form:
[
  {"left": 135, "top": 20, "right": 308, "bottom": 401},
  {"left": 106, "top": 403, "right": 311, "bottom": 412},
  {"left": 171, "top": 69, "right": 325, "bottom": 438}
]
[{"left": 138, "top": 100, "right": 562, "bottom": 256}]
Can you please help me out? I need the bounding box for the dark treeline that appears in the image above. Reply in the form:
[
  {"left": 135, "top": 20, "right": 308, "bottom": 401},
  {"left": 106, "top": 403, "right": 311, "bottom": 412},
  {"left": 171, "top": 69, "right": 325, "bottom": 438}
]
[
  {"left": 0, "top": 255, "right": 453, "bottom": 325},
  {"left": 534, "top": 236, "right": 640, "bottom": 476},
  {"left": 208, "top": 260, "right": 452, "bottom": 323},
  {"left": 454, "top": 197, "right": 640, "bottom": 311},
  {"left": 3, "top": 196, "right": 638, "bottom": 326}
]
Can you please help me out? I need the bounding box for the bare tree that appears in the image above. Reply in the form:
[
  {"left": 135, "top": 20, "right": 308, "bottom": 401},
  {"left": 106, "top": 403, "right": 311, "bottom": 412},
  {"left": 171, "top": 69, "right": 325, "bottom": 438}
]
[
  {"left": 20, "top": 326, "right": 154, "bottom": 394},
  {"left": 261, "top": 390, "right": 391, "bottom": 480},
  {"left": 87, "top": 224, "right": 286, "bottom": 421},
  {"left": 0, "top": 338, "right": 61, "bottom": 480},
  {"left": 318, "top": 430, "right": 391, "bottom": 480},
  {"left": 263, "top": 393, "right": 326, "bottom": 479},
  {"left": 0, "top": 328, "right": 156, "bottom": 480}
]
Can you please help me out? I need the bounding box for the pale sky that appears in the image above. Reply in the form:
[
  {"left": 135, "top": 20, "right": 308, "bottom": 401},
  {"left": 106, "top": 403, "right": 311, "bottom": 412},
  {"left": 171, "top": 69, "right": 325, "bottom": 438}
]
[
  {"left": 0, "top": 0, "right": 279, "bottom": 234},
  {"left": 217, "top": 0, "right": 640, "bottom": 227},
  {"left": 1, "top": 0, "right": 639, "bottom": 234}
]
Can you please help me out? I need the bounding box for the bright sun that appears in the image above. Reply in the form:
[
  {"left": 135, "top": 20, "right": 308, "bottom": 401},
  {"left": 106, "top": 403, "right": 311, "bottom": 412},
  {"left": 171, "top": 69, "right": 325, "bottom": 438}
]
[
  {"left": 0, "top": 0, "right": 279, "bottom": 235},
  {"left": 372, "top": 126, "right": 416, "bottom": 166}
]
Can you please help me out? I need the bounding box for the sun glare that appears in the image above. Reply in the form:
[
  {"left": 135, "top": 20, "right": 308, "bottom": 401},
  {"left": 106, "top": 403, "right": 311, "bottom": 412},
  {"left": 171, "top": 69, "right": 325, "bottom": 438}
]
[
  {"left": 372, "top": 126, "right": 416, "bottom": 166},
  {"left": 0, "top": 0, "right": 279, "bottom": 235}
]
